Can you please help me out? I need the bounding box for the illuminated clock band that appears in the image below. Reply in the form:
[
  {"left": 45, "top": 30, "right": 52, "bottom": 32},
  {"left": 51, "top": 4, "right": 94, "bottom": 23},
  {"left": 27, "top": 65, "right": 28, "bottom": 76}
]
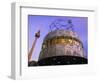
[{"left": 42, "top": 36, "right": 83, "bottom": 49}]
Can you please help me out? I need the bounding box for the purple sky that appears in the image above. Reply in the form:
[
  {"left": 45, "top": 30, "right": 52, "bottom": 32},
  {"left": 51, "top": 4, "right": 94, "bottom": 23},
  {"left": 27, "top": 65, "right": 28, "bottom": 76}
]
[{"left": 28, "top": 15, "right": 88, "bottom": 61}]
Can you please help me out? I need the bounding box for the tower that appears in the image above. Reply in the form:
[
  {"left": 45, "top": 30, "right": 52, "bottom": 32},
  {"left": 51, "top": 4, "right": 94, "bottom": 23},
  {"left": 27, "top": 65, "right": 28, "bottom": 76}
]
[{"left": 28, "top": 30, "right": 40, "bottom": 62}]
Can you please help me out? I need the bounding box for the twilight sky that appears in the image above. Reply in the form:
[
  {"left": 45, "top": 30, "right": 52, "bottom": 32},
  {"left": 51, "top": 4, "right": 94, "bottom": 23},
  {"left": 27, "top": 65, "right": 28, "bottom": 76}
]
[{"left": 28, "top": 15, "right": 88, "bottom": 61}]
